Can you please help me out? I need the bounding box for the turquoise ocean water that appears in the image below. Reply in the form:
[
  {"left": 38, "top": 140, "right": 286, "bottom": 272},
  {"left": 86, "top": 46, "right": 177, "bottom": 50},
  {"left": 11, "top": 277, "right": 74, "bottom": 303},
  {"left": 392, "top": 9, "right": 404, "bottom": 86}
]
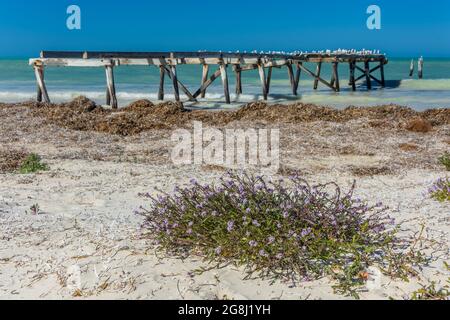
[{"left": 0, "top": 58, "right": 449, "bottom": 110}]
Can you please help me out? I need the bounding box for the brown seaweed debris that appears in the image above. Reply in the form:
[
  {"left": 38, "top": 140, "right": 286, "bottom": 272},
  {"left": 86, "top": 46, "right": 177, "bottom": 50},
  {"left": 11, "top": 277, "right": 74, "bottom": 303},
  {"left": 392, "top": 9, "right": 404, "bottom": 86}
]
[
  {"left": 399, "top": 143, "right": 420, "bottom": 152},
  {"left": 0, "top": 149, "right": 29, "bottom": 173},
  {"left": 405, "top": 117, "right": 433, "bottom": 133},
  {"left": 349, "top": 165, "right": 394, "bottom": 177},
  {"left": 23, "top": 97, "right": 450, "bottom": 136}
]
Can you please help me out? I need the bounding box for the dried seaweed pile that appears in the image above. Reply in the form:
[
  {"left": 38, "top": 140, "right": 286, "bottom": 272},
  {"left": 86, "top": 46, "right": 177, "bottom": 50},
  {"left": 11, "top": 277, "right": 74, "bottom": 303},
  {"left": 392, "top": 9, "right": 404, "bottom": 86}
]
[
  {"left": 4, "top": 97, "right": 448, "bottom": 136},
  {"left": 0, "top": 149, "right": 28, "bottom": 173}
]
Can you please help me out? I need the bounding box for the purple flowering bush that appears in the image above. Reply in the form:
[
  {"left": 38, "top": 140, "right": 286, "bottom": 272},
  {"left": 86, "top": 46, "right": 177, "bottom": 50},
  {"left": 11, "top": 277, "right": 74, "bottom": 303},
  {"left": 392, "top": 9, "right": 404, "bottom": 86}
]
[
  {"left": 429, "top": 178, "right": 450, "bottom": 202},
  {"left": 138, "top": 172, "right": 425, "bottom": 297}
]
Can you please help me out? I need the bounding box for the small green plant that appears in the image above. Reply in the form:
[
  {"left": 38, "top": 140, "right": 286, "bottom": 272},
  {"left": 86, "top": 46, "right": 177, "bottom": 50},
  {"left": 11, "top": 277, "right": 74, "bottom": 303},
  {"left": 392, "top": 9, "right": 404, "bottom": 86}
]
[
  {"left": 411, "top": 281, "right": 449, "bottom": 300},
  {"left": 438, "top": 152, "right": 450, "bottom": 171},
  {"left": 19, "top": 154, "right": 49, "bottom": 174},
  {"left": 138, "top": 172, "right": 428, "bottom": 298},
  {"left": 428, "top": 178, "right": 450, "bottom": 202}
]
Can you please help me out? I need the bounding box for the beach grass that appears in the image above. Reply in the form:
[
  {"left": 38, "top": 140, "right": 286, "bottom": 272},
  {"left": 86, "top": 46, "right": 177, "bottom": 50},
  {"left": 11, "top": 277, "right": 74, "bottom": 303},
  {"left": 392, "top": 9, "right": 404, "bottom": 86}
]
[
  {"left": 411, "top": 264, "right": 450, "bottom": 300},
  {"left": 438, "top": 152, "right": 450, "bottom": 171}
]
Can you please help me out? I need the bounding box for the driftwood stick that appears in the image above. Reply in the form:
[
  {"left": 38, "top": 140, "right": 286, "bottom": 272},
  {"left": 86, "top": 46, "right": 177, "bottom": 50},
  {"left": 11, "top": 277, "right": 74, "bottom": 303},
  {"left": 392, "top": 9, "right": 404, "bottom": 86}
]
[{"left": 34, "top": 66, "right": 50, "bottom": 103}]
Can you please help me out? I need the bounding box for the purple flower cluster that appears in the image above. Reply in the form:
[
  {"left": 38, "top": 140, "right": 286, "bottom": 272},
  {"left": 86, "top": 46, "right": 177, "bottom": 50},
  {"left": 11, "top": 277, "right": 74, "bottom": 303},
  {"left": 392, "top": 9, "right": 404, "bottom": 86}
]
[
  {"left": 138, "top": 171, "right": 398, "bottom": 292},
  {"left": 428, "top": 178, "right": 450, "bottom": 202}
]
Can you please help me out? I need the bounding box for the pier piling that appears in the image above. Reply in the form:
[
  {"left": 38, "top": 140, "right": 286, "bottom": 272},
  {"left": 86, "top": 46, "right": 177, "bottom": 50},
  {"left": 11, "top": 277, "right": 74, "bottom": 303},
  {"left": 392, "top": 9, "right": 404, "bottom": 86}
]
[
  {"left": 267, "top": 66, "right": 273, "bottom": 95},
  {"left": 380, "top": 61, "right": 385, "bottom": 87},
  {"left": 331, "top": 62, "right": 340, "bottom": 92},
  {"left": 313, "top": 62, "right": 322, "bottom": 90},
  {"left": 364, "top": 60, "right": 372, "bottom": 90},
  {"left": 418, "top": 57, "right": 424, "bottom": 79},
  {"left": 258, "top": 63, "right": 268, "bottom": 100},
  {"left": 286, "top": 63, "right": 297, "bottom": 95},
  {"left": 201, "top": 64, "right": 209, "bottom": 98},
  {"left": 33, "top": 65, "right": 50, "bottom": 103},
  {"left": 219, "top": 63, "right": 230, "bottom": 104},
  {"left": 294, "top": 63, "right": 302, "bottom": 93},
  {"left": 105, "top": 63, "right": 118, "bottom": 109},
  {"left": 349, "top": 61, "right": 356, "bottom": 91},
  {"left": 233, "top": 65, "right": 242, "bottom": 95},
  {"left": 158, "top": 65, "right": 165, "bottom": 101},
  {"left": 409, "top": 59, "right": 415, "bottom": 77}
]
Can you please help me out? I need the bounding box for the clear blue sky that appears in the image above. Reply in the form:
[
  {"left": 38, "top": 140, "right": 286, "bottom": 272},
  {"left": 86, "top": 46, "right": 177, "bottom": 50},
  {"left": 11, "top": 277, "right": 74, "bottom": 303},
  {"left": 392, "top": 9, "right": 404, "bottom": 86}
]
[{"left": 0, "top": 0, "right": 449, "bottom": 58}]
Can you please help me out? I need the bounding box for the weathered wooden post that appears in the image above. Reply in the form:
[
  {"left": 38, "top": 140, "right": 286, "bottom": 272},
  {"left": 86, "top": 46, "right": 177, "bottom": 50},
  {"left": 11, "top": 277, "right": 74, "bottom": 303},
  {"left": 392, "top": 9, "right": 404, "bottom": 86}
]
[
  {"left": 168, "top": 53, "right": 180, "bottom": 102},
  {"left": 313, "top": 62, "right": 322, "bottom": 90},
  {"left": 201, "top": 64, "right": 209, "bottom": 98},
  {"left": 258, "top": 62, "right": 268, "bottom": 100},
  {"left": 409, "top": 59, "right": 415, "bottom": 77},
  {"left": 331, "top": 62, "right": 340, "bottom": 92},
  {"left": 219, "top": 62, "right": 230, "bottom": 104},
  {"left": 418, "top": 56, "right": 424, "bottom": 79},
  {"left": 33, "top": 63, "right": 50, "bottom": 103},
  {"left": 349, "top": 61, "right": 356, "bottom": 91},
  {"left": 286, "top": 63, "right": 297, "bottom": 95},
  {"left": 105, "top": 61, "right": 118, "bottom": 109},
  {"left": 294, "top": 62, "right": 302, "bottom": 94},
  {"left": 364, "top": 60, "right": 372, "bottom": 90},
  {"left": 266, "top": 66, "right": 273, "bottom": 96},
  {"left": 169, "top": 67, "right": 180, "bottom": 102},
  {"left": 234, "top": 65, "right": 242, "bottom": 95},
  {"left": 158, "top": 65, "right": 165, "bottom": 101},
  {"left": 380, "top": 60, "right": 385, "bottom": 87}
]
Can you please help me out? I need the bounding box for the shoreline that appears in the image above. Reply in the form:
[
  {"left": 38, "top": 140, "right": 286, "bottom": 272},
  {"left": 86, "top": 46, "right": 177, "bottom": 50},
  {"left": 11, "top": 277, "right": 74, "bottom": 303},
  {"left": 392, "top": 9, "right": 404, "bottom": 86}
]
[{"left": 1, "top": 85, "right": 450, "bottom": 111}]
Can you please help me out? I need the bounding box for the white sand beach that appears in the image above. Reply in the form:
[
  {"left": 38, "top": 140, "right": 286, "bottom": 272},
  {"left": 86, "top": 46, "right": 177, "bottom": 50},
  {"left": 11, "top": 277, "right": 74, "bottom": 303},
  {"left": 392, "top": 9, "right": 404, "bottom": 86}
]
[{"left": 0, "top": 100, "right": 449, "bottom": 300}]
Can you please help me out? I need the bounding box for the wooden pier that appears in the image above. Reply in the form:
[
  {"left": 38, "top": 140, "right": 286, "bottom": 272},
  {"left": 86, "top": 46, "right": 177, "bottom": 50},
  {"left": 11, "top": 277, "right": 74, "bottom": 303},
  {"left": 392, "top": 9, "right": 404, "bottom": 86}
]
[{"left": 29, "top": 50, "right": 388, "bottom": 108}]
